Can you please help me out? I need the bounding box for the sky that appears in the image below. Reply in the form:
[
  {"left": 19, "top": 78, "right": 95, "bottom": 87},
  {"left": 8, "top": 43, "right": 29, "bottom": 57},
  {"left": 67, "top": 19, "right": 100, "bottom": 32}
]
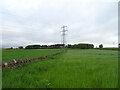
[{"left": 0, "top": 0, "right": 119, "bottom": 48}]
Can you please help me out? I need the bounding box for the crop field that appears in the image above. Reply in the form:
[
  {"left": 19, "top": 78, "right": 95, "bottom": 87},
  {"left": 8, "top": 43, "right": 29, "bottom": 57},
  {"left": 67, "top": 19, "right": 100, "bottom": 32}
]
[{"left": 2, "top": 49, "right": 118, "bottom": 88}]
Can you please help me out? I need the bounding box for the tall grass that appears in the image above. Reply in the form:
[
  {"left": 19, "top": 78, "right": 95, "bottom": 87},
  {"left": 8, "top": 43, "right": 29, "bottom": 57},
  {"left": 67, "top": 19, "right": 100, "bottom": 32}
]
[
  {"left": 2, "top": 49, "right": 61, "bottom": 62},
  {"left": 2, "top": 49, "right": 118, "bottom": 88}
]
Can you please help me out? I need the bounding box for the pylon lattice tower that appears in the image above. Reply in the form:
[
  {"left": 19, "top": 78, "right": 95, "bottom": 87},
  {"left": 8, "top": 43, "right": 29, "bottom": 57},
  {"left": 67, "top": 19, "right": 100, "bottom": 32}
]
[{"left": 61, "top": 25, "right": 68, "bottom": 48}]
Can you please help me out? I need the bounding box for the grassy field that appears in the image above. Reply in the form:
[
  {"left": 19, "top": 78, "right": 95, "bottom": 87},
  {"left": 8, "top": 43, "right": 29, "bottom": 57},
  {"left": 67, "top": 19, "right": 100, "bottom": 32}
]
[
  {"left": 2, "top": 49, "right": 61, "bottom": 62},
  {"left": 2, "top": 49, "right": 118, "bottom": 88}
]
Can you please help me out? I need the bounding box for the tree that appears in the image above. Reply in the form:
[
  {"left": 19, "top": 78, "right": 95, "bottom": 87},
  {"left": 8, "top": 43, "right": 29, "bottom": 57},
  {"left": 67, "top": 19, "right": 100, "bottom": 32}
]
[
  {"left": 66, "top": 43, "right": 94, "bottom": 49},
  {"left": 18, "top": 46, "right": 23, "bottom": 49},
  {"left": 67, "top": 44, "right": 72, "bottom": 48},
  {"left": 10, "top": 47, "right": 13, "bottom": 49},
  {"left": 99, "top": 44, "right": 103, "bottom": 48},
  {"left": 25, "top": 45, "right": 40, "bottom": 49}
]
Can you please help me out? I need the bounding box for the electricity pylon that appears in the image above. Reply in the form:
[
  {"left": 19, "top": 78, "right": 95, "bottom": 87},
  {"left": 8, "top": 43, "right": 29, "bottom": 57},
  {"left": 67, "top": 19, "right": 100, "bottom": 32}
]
[{"left": 61, "top": 25, "right": 68, "bottom": 49}]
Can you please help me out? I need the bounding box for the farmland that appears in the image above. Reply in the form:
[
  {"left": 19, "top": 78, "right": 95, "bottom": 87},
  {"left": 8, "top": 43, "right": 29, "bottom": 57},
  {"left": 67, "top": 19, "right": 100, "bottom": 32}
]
[
  {"left": 2, "top": 49, "right": 61, "bottom": 62},
  {"left": 2, "top": 49, "right": 118, "bottom": 88}
]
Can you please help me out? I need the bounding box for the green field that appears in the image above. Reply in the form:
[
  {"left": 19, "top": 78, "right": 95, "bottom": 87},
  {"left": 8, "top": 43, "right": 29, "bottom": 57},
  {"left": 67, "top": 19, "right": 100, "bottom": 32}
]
[
  {"left": 2, "top": 49, "right": 61, "bottom": 62},
  {"left": 2, "top": 49, "right": 118, "bottom": 88}
]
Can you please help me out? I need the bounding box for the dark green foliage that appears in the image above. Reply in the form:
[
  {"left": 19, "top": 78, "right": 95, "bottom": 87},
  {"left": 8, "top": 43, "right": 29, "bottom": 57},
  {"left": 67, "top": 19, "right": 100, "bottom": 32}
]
[
  {"left": 40, "top": 45, "right": 48, "bottom": 49},
  {"left": 25, "top": 43, "right": 94, "bottom": 49},
  {"left": 25, "top": 44, "right": 64, "bottom": 49},
  {"left": 18, "top": 46, "right": 23, "bottom": 49},
  {"left": 67, "top": 43, "right": 94, "bottom": 49},
  {"left": 49, "top": 44, "right": 64, "bottom": 49},
  {"left": 67, "top": 44, "right": 72, "bottom": 48},
  {"left": 25, "top": 45, "right": 41, "bottom": 49},
  {"left": 10, "top": 47, "right": 13, "bottom": 49},
  {"left": 99, "top": 44, "right": 103, "bottom": 48}
]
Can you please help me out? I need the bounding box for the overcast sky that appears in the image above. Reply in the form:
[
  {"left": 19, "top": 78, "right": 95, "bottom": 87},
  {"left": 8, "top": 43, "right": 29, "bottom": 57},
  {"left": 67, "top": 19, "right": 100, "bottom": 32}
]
[{"left": 0, "top": 0, "right": 119, "bottom": 48}]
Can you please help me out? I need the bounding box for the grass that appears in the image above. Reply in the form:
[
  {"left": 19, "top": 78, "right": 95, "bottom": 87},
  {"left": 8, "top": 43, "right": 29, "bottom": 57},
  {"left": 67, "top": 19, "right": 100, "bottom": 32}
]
[
  {"left": 2, "top": 49, "right": 118, "bottom": 88},
  {"left": 2, "top": 49, "right": 61, "bottom": 62}
]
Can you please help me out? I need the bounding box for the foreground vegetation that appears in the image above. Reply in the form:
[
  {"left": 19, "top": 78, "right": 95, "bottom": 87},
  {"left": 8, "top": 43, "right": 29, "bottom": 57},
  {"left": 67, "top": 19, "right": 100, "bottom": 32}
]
[{"left": 2, "top": 49, "right": 118, "bottom": 88}]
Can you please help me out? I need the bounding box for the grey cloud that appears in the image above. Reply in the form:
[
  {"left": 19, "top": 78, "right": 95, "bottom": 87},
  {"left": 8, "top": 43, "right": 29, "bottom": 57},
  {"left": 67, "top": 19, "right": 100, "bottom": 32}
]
[{"left": 1, "top": 0, "right": 118, "bottom": 48}]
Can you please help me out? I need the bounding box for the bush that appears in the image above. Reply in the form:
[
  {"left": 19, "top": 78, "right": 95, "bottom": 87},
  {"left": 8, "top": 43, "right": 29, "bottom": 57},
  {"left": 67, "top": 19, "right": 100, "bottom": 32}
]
[
  {"left": 18, "top": 46, "right": 23, "bottom": 49},
  {"left": 99, "top": 44, "right": 103, "bottom": 48}
]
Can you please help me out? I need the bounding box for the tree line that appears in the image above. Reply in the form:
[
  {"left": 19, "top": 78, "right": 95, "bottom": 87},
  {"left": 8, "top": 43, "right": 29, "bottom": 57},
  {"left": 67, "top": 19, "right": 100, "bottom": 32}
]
[
  {"left": 5, "top": 43, "right": 120, "bottom": 50},
  {"left": 67, "top": 43, "right": 94, "bottom": 49},
  {"left": 23, "top": 43, "right": 95, "bottom": 49},
  {"left": 25, "top": 44, "right": 64, "bottom": 49}
]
